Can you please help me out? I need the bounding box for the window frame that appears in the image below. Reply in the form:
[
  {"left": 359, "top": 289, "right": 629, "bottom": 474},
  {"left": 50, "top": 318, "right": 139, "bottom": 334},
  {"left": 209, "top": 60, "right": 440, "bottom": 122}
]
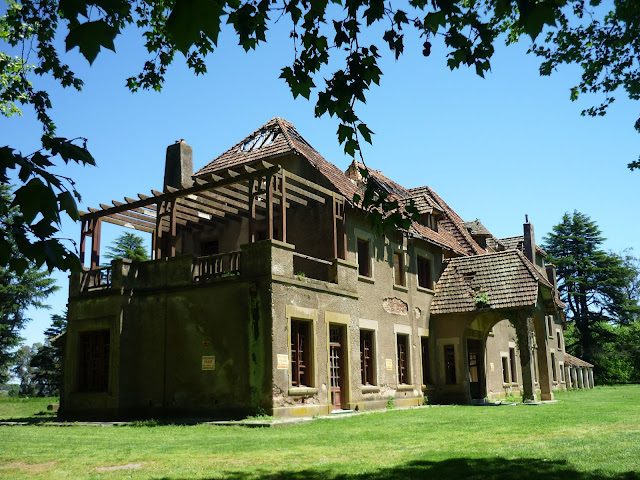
[
  {"left": 416, "top": 256, "right": 432, "bottom": 290},
  {"left": 360, "top": 329, "right": 376, "bottom": 386},
  {"left": 393, "top": 250, "right": 406, "bottom": 287},
  {"left": 509, "top": 347, "right": 518, "bottom": 383},
  {"left": 420, "top": 336, "right": 431, "bottom": 386},
  {"left": 396, "top": 333, "right": 410, "bottom": 385},
  {"left": 444, "top": 344, "right": 456, "bottom": 385},
  {"left": 77, "top": 329, "right": 111, "bottom": 393},
  {"left": 357, "top": 238, "right": 371, "bottom": 278},
  {"left": 550, "top": 351, "right": 558, "bottom": 383},
  {"left": 501, "top": 355, "right": 510, "bottom": 385}
]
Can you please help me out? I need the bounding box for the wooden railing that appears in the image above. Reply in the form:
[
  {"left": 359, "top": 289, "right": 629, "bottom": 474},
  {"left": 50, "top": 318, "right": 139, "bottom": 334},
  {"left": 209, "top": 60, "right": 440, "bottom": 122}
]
[
  {"left": 292, "top": 252, "right": 333, "bottom": 283},
  {"left": 81, "top": 266, "right": 112, "bottom": 291},
  {"left": 193, "top": 251, "right": 241, "bottom": 282}
]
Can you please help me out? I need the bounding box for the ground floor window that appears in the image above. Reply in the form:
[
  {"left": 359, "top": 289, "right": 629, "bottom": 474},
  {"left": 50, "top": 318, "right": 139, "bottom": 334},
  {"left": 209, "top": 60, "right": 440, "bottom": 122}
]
[
  {"left": 444, "top": 344, "right": 456, "bottom": 384},
  {"left": 291, "top": 320, "right": 312, "bottom": 387},
  {"left": 78, "top": 330, "right": 110, "bottom": 392},
  {"left": 421, "top": 337, "right": 431, "bottom": 385},
  {"left": 509, "top": 347, "right": 517, "bottom": 383},
  {"left": 397, "top": 334, "right": 409, "bottom": 384},
  {"left": 501, "top": 356, "right": 510, "bottom": 384},
  {"left": 360, "top": 330, "right": 375, "bottom": 385},
  {"left": 550, "top": 352, "right": 557, "bottom": 382}
]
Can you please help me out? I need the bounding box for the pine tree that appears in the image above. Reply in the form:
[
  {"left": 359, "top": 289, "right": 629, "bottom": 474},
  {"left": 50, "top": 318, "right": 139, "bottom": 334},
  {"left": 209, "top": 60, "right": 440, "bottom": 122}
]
[
  {"left": 31, "top": 312, "right": 67, "bottom": 396},
  {"left": 543, "top": 211, "right": 638, "bottom": 368},
  {"left": 104, "top": 232, "right": 149, "bottom": 262},
  {"left": 0, "top": 186, "right": 58, "bottom": 384}
]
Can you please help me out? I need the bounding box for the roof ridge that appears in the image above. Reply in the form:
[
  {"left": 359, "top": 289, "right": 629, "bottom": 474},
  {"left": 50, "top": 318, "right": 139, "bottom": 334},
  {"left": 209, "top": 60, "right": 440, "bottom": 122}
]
[{"left": 276, "top": 117, "right": 297, "bottom": 153}]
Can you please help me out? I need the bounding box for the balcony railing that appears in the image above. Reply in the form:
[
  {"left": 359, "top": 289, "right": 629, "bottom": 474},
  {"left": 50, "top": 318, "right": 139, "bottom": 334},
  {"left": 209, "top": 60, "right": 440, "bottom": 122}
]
[
  {"left": 81, "top": 266, "right": 112, "bottom": 291},
  {"left": 292, "top": 252, "right": 333, "bottom": 283},
  {"left": 193, "top": 251, "right": 241, "bottom": 282}
]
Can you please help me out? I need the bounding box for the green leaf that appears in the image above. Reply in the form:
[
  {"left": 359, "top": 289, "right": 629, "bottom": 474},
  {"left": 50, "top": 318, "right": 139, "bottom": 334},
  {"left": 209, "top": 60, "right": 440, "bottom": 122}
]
[
  {"left": 357, "top": 123, "right": 374, "bottom": 144},
  {"left": 167, "top": 0, "right": 224, "bottom": 55},
  {"left": 58, "top": 191, "right": 80, "bottom": 221},
  {"left": 66, "top": 20, "right": 119, "bottom": 64},
  {"left": 521, "top": 2, "right": 557, "bottom": 40}
]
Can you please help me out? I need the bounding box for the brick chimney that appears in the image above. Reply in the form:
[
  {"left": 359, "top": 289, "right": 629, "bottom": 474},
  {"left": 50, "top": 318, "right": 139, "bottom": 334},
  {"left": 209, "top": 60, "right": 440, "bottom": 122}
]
[
  {"left": 523, "top": 214, "right": 535, "bottom": 264},
  {"left": 164, "top": 139, "right": 193, "bottom": 190}
]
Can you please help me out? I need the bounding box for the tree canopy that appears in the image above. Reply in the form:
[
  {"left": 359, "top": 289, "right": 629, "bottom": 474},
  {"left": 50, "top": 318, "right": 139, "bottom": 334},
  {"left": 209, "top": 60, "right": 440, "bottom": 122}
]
[
  {"left": 105, "top": 232, "right": 149, "bottom": 262},
  {"left": 543, "top": 211, "right": 639, "bottom": 370},
  {"left": 1, "top": 0, "right": 639, "bottom": 272},
  {"left": 30, "top": 312, "right": 67, "bottom": 396}
]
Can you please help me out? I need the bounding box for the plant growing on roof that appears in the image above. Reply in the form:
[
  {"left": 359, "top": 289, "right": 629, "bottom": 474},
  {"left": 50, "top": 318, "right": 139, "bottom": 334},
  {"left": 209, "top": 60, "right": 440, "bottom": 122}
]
[{"left": 474, "top": 290, "right": 489, "bottom": 308}]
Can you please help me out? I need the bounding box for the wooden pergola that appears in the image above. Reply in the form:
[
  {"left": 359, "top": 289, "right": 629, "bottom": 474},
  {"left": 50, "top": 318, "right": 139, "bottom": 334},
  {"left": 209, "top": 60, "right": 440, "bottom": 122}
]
[{"left": 79, "top": 161, "right": 347, "bottom": 269}]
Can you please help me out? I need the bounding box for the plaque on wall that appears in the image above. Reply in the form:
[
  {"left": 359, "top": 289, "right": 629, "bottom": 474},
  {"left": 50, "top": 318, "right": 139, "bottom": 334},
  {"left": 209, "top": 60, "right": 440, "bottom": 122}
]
[
  {"left": 277, "top": 354, "right": 289, "bottom": 370},
  {"left": 202, "top": 356, "right": 216, "bottom": 371}
]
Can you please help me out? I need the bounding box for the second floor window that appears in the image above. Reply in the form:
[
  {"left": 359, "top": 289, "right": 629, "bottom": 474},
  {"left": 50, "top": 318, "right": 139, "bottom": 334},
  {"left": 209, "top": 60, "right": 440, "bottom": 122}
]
[
  {"left": 394, "top": 252, "right": 405, "bottom": 286},
  {"left": 357, "top": 239, "right": 370, "bottom": 277},
  {"left": 417, "top": 256, "right": 432, "bottom": 289}
]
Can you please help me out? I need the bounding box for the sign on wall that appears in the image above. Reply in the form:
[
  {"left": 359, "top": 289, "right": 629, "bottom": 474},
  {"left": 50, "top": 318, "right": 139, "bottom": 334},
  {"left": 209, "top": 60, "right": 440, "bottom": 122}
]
[
  {"left": 277, "top": 354, "right": 289, "bottom": 370},
  {"left": 385, "top": 359, "right": 393, "bottom": 371},
  {"left": 202, "top": 356, "right": 216, "bottom": 371}
]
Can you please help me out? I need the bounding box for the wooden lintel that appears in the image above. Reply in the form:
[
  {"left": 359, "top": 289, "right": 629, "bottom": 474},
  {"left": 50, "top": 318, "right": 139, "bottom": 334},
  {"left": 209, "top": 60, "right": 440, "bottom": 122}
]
[
  {"left": 285, "top": 183, "right": 325, "bottom": 204},
  {"left": 103, "top": 216, "right": 155, "bottom": 234},
  {"left": 113, "top": 209, "right": 157, "bottom": 226}
]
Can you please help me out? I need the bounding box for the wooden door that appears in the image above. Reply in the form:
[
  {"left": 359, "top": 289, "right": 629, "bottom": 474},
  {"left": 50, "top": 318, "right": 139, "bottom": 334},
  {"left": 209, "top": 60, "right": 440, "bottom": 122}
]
[{"left": 329, "top": 326, "right": 344, "bottom": 409}]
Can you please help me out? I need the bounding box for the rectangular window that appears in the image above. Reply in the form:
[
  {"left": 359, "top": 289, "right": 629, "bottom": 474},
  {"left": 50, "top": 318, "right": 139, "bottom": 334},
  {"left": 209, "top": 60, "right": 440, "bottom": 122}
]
[
  {"left": 501, "top": 356, "right": 510, "bottom": 384},
  {"left": 360, "top": 330, "right": 375, "bottom": 385},
  {"left": 444, "top": 344, "right": 456, "bottom": 384},
  {"left": 78, "top": 330, "right": 110, "bottom": 392},
  {"left": 357, "top": 239, "right": 370, "bottom": 277},
  {"left": 394, "top": 252, "right": 405, "bottom": 286},
  {"left": 417, "top": 256, "right": 432, "bottom": 290},
  {"left": 397, "top": 334, "right": 409, "bottom": 384},
  {"left": 421, "top": 337, "right": 431, "bottom": 385},
  {"left": 291, "top": 320, "right": 311, "bottom": 387},
  {"left": 509, "top": 347, "right": 517, "bottom": 383},
  {"left": 534, "top": 350, "right": 539, "bottom": 383},
  {"left": 556, "top": 332, "right": 562, "bottom": 351},
  {"left": 547, "top": 316, "right": 554, "bottom": 337},
  {"left": 551, "top": 352, "right": 557, "bottom": 382},
  {"left": 420, "top": 213, "right": 438, "bottom": 231},
  {"left": 559, "top": 363, "right": 565, "bottom": 383}
]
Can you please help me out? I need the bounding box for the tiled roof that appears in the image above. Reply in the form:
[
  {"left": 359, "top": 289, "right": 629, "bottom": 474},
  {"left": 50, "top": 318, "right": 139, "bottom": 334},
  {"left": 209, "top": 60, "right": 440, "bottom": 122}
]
[
  {"left": 499, "top": 235, "right": 548, "bottom": 257},
  {"left": 195, "top": 118, "right": 360, "bottom": 203},
  {"left": 464, "top": 219, "right": 491, "bottom": 236},
  {"left": 431, "top": 249, "right": 553, "bottom": 315},
  {"left": 564, "top": 352, "right": 594, "bottom": 368}
]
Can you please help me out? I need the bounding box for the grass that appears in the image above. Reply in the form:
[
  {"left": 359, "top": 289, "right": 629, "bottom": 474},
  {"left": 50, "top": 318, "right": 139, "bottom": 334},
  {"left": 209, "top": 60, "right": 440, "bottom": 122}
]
[{"left": 1, "top": 386, "right": 639, "bottom": 479}]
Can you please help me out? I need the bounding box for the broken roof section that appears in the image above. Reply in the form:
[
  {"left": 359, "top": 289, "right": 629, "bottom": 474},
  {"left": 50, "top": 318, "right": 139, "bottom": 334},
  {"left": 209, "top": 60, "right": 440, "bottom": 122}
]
[
  {"left": 196, "top": 117, "right": 360, "bottom": 204},
  {"left": 431, "top": 249, "right": 555, "bottom": 315},
  {"left": 564, "top": 353, "right": 594, "bottom": 368}
]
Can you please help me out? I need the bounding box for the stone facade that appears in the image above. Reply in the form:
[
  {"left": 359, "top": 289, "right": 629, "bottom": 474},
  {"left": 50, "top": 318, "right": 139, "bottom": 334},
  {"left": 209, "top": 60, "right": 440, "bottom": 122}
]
[{"left": 59, "top": 118, "right": 593, "bottom": 420}]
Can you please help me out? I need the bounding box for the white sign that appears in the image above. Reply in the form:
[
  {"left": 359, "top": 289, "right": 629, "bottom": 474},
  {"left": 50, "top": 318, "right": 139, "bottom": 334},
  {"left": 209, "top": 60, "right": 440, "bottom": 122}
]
[
  {"left": 277, "top": 354, "right": 289, "bottom": 370},
  {"left": 202, "top": 356, "right": 215, "bottom": 371}
]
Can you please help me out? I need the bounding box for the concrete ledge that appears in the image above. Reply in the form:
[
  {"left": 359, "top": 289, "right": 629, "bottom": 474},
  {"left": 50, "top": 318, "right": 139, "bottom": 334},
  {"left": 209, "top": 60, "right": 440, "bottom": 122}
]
[
  {"left": 288, "top": 387, "right": 319, "bottom": 396},
  {"left": 272, "top": 275, "right": 359, "bottom": 299}
]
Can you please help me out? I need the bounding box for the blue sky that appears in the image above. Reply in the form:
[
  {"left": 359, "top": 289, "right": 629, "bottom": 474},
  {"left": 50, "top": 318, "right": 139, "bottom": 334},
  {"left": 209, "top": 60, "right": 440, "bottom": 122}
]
[{"left": 2, "top": 11, "right": 639, "bottom": 347}]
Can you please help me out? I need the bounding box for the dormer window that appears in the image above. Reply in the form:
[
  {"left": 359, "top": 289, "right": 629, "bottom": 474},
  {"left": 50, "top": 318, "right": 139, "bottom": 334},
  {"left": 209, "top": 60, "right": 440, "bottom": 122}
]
[{"left": 420, "top": 213, "right": 438, "bottom": 232}]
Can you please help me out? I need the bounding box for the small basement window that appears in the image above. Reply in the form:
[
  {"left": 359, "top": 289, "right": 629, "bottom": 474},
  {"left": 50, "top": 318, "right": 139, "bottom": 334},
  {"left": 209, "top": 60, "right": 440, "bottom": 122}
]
[
  {"left": 360, "top": 330, "right": 375, "bottom": 385},
  {"left": 357, "top": 239, "right": 371, "bottom": 277},
  {"left": 78, "top": 330, "right": 110, "bottom": 392},
  {"left": 291, "top": 320, "right": 312, "bottom": 387},
  {"left": 417, "top": 256, "right": 432, "bottom": 289}
]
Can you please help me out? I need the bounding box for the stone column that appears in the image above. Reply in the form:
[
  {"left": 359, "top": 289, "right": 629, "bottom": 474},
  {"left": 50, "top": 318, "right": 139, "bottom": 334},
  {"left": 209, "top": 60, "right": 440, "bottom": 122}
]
[
  {"left": 571, "top": 367, "right": 578, "bottom": 389},
  {"left": 512, "top": 311, "right": 538, "bottom": 402},
  {"left": 589, "top": 368, "right": 594, "bottom": 388},
  {"left": 564, "top": 365, "right": 571, "bottom": 389},
  {"left": 583, "top": 368, "right": 590, "bottom": 389},
  {"left": 533, "top": 313, "right": 554, "bottom": 400},
  {"left": 578, "top": 368, "right": 584, "bottom": 388}
]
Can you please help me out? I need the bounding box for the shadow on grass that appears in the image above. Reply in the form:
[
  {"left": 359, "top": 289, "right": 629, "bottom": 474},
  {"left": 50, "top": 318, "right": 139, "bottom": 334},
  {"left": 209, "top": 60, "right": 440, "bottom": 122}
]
[{"left": 156, "top": 458, "right": 640, "bottom": 480}]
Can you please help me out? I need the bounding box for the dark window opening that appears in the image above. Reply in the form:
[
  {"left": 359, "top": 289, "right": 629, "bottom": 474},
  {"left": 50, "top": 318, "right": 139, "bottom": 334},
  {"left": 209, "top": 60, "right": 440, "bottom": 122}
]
[
  {"left": 557, "top": 332, "right": 562, "bottom": 350},
  {"left": 360, "top": 330, "right": 375, "bottom": 385},
  {"left": 509, "top": 347, "right": 517, "bottom": 383},
  {"left": 547, "top": 316, "right": 553, "bottom": 337},
  {"left": 421, "top": 337, "right": 431, "bottom": 385},
  {"left": 420, "top": 213, "right": 438, "bottom": 231},
  {"left": 417, "top": 257, "right": 432, "bottom": 289},
  {"left": 397, "top": 334, "right": 409, "bottom": 384},
  {"left": 201, "top": 240, "right": 219, "bottom": 256},
  {"left": 394, "top": 252, "right": 405, "bottom": 286},
  {"left": 551, "top": 352, "right": 557, "bottom": 382},
  {"left": 502, "top": 357, "right": 510, "bottom": 384},
  {"left": 357, "top": 239, "right": 370, "bottom": 277},
  {"left": 291, "top": 320, "right": 311, "bottom": 387},
  {"left": 444, "top": 344, "right": 456, "bottom": 384},
  {"left": 78, "top": 330, "right": 110, "bottom": 392}
]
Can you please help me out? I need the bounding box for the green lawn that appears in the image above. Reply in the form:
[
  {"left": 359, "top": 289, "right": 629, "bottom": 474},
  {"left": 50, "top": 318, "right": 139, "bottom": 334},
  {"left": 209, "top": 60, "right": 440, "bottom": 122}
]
[{"left": 1, "top": 386, "right": 639, "bottom": 479}]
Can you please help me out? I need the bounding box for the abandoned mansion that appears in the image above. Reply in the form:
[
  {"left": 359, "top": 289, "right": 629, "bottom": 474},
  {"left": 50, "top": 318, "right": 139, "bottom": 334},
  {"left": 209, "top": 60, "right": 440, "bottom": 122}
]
[{"left": 60, "top": 118, "right": 595, "bottom": 419}]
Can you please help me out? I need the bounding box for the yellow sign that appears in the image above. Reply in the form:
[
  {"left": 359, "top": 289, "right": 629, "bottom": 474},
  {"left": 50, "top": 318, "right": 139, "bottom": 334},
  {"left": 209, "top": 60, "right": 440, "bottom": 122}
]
[
  {"left": 277, "top": 354, "right": 289, "bottom": 370},
  {"left": 202, "top": 356, "right": 215, "bottom": 371},
  {"left": 385, "top": 358, "right": 393, "bottom": 371}
]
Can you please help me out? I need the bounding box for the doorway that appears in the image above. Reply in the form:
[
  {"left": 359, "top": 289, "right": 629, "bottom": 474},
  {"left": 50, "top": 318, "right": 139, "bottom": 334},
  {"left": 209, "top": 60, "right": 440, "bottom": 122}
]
[
  {"left": 329, "top": 325, "right": 345, "bottom": 409},
  {"left": 467, "top": 339, "right": 485, "bottom": 400}
]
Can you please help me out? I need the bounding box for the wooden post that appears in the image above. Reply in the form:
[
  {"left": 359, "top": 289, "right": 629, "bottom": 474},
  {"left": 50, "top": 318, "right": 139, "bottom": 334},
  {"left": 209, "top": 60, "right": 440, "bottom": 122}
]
[
  {"left": 249, "top": 178, "right": 256, "bottom": 243},
  {"left": 332, "top": 195, "right": 338, "bottom": 259},
  {"left": 155, "top": 202, "right": 164, "bottom": 259},
  {"left": 79, "top": 220, "right": 87, "bottom": 267},
  {"left": 90, "top": 218, "right": 102, "bottom": 269},
  {"left": 169, "top": 200, "right": 177, "bottom": 257},
  {"left": 341, "top": 201, "right": 347, "bottom": 260},
  {"left": 281, "top": 170, "right": 287, "bottom": 243},
  {"left": 267, "top": 175, "right": 274, "bottom": 240}
]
